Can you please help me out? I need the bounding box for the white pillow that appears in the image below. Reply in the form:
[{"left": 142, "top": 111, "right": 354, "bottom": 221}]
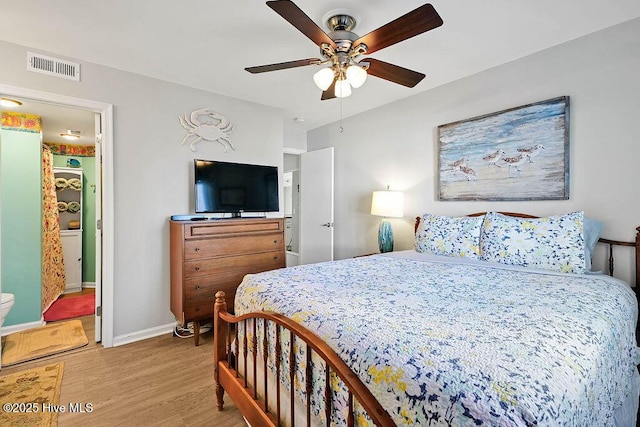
[
  {"left": 480, "top": 211, "right": 586, "bottom": 274},
  {"left": 415, "top": 213, "right": 483, "bottom": 259},
  {"left": 584, "top": 217, "right": 604, "bottom": 271}
]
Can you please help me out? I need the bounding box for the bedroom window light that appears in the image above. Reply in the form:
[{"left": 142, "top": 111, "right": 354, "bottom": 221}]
[{"left": 371, "top": 188, "right": 404, "bottom": 253}]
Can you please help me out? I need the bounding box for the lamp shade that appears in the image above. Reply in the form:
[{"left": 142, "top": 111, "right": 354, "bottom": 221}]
[
  {"left": 370, "top": 191, "right": 403, "bottom": 218},
  {"left": 334, "top": 79, "right": 352, "bottom": 98},
  {"left": 346, "top": 65, "right": 367, "bottom": 88},
  {"left": 313, "top": 67, "right": 335, "bottom": 91}
]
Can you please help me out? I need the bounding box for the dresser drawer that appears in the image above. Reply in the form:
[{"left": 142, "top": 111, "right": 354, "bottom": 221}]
[
  {"left": 185, "top": 270, "right": 247, "bottom": 299},
  {"left": 184, "top": 299, "right": 214, "bottom": 319},
  {"left": 184, "top": 261, "right": 284, "bottom": 299},
  {"left": 184, "top": 234, "right": 283, "bottom": 260},
  {"left": 185, "top": 219, "right": 283, "bottom": 238},
  {"left": 184, "top": 280, "right": 238, "bottom": 318},
  {"left": 184, "top": 251, "right": 284, "bottom": 278}
]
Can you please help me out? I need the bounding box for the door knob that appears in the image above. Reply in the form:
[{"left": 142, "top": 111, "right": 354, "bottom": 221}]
[{"left": 321, "top": 222, "right": 334, "bottom": 227}]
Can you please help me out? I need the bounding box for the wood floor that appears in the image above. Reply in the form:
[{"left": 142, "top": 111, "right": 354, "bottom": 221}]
[
  {"left": 58, "top": 287, "right": 96, "bottom": 299},
  {"left": 0, "top": 318, "right": 246, "bottom": 426}
]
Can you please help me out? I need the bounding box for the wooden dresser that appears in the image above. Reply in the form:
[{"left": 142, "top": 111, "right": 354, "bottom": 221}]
[{"left": 170, "top": 217, "right": 285, "bottom": 345}]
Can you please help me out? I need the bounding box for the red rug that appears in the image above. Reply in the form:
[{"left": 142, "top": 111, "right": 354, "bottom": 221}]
[{"left": 44, "top": 293, "right": 94, "bottom": 322}]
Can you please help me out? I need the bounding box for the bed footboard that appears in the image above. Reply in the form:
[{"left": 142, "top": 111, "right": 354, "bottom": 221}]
[{"left": 213, "top": 291, "right": 394, "bottom": 427}]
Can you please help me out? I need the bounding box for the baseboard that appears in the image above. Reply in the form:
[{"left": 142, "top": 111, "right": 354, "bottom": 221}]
[
  {"left": 1, "top": 317, "right": 45, "bottom": 336},
  {"left": 82, "top": 282, "right": 96, "bottom": 289},
  {"left": 112, "top": 322, "right": 175, "bottom": 347},
  {"left": 62, "top": 285, "right": 82, "bottom": 295}
]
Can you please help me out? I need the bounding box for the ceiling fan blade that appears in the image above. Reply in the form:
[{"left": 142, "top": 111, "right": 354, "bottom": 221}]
[
  {"left": 365, "top": 58, "right": 426, "bottom": 88},
  {"left": 321, "top": 80, "right": 336, "bottom": 100},
  {"left": 267, "top": 0, "right": 336, "bottom": 48},
  {"left": 353, "top": 4, "right": 443, "bottom": 55},
  {"left": 245, "top": 58, "right": 321, "bottom": 74}
]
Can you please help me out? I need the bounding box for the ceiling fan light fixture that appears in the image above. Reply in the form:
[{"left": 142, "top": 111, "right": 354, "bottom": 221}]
[
  {"left": 248, "top": 1, "right": 443, "bottom": 101},
  {"left": 313, "top": 67, "right": 335, "bottom": 91},
  {"left": 334, "top": 78, "right": 352, "bottom": 98},
  {"left": 346, "top": 65, "right": 367, "bottom": 88}
]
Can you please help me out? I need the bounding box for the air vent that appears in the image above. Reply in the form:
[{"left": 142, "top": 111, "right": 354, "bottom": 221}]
[{"left": 27, "top": 52, "right": 80, "bottom": 81}]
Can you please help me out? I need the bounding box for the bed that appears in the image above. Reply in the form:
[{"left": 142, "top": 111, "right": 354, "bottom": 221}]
[{"left": 213, "top": 211, "right": 640, "bottom": 426}]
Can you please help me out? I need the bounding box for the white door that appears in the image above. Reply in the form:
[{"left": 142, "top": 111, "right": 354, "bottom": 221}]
[
  {"left": 299, "top": 147, "right": 334, "bottom": 264},
  {"left": 94, "top": 113, "right": 102, "bottom": 342}
]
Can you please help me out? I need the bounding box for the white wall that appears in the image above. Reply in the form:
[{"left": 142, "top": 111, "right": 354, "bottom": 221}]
[
  {"left": 284, "top": 126, "right": 307, "bottom": 152},
  {"left": 0, "top": 40, "right": 284, "bottom": 339},
  {"left": 308, "top": 18, "right": 640, "bottom": 285}
]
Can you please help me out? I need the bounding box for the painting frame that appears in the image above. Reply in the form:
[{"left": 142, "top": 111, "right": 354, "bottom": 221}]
[{"left": 437, "top": 96, "right": 570, "bottom": 201}]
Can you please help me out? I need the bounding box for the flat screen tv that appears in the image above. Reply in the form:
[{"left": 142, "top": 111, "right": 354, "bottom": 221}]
[{"left": 194, "top": 159, "right": 279, "bottom": 215}]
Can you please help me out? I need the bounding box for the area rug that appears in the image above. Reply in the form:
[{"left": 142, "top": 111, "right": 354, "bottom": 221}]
[
  {"left": 1, "top": 320, "right": 88, "bottom": 366},
  {"left": 44, "top": 293, "right": 94, "bottom": 322},
  {"left": 0, "top": 362, "right": 64, "bottom": 426}
]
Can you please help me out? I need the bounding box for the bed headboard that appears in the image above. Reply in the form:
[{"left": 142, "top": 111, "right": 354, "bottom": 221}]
[{"left": 413, "top": 213, "right": 640, "bottom": 288}]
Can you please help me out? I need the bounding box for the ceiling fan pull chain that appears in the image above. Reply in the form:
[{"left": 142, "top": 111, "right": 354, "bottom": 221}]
[{"left": 338, "top": 97, "right": 344, "bottom": 133}]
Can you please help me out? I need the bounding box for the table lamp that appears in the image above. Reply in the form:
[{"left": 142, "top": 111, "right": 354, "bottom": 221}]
[{"left": 370, "top": 188, "right": 404, "bottom": 253}]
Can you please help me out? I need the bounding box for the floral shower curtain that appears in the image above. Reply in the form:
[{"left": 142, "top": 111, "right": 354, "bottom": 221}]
[{"left": 42, "top": 144, "right": 66, "bottom": 312}]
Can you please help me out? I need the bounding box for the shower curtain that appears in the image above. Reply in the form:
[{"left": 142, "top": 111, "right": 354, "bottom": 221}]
[{"left": 41, "top": 144, "right": 66, "bottom": 313}]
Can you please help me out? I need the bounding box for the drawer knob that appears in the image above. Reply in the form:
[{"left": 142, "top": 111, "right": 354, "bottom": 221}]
[
  {"left": 273, "top": 256, "right": 278, "bottom": 260},
  {"left": 195, "top": 306, "right": 200, "bottom": 312},
  {"left": 195, "top": 266, "right": 200, "bottom": 271},
  {"left": 273, "top": 240, "right": 277, "bottom": 244},
  {"left": 195, "top": 285, "right": 201, "bottom": 290},
  {"left": 194, "top": 247, "right": 201, "bottom": 252}
]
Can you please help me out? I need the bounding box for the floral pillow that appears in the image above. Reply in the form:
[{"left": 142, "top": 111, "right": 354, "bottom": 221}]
[
  {"left": 415, "top": 213, "right": 483, "bottom": 259},
  {"left": 480, "top": 211, "right": 586, "bottom": 274}
]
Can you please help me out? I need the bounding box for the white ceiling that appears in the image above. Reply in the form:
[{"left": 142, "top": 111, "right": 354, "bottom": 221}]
[
  {"left": 1, "top": 0, "right": 639, "bottom": 132},
  {"left": 1, "top": 99, "right": 95, "bottom": 146}
]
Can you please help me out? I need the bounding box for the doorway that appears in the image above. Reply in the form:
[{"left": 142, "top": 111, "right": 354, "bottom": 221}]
[
  {"left": 283, "top": 154, "right": 300, "bottom": 267},
  {"left": 0, "top": 83, "right": 114, "bottom": 347},
  {"left": 283, "top": 147, "right": 334, "bottom": 266}
]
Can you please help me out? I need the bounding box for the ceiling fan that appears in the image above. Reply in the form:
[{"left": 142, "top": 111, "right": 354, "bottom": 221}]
[{"left": 245, "top": 1, "right": 444, "bottom": 100}]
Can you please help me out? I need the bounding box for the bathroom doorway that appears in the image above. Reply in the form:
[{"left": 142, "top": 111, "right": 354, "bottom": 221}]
[
  {"left": 1, "top": 100, "right": 96, "bottom": 339},
  {"left": 0, "top": 84, "right": 114, "bottom": 347}
]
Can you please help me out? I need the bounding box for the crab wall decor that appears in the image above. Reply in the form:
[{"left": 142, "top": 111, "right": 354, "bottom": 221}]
[{"left": 179, "top": 108, "right": 235, "bottom": 152}]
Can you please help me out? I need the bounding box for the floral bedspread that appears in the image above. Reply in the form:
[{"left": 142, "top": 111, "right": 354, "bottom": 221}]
[{"left": 234, "top": 252, "right": 638, "bottom": 426}]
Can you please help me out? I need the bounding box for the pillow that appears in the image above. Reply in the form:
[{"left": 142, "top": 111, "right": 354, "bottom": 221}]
[
  {"left": 415, "top": 213, "right": 483, "bottom": 259},
  {"left": 584, "top": 217, "right": 604, "bottom": 271},
  {"left": 480, "top": 211, "right": 586, "bottom": 274}
]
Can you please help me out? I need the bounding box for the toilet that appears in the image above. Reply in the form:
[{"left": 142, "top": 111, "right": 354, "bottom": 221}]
[{"left": 0, "top": 293, "right": 14, "bottom": 326}]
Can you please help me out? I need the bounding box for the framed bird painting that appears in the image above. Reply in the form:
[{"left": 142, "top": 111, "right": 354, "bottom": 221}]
[{"left": 437, "top": 96, "right": 570, "bottom": 201}]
